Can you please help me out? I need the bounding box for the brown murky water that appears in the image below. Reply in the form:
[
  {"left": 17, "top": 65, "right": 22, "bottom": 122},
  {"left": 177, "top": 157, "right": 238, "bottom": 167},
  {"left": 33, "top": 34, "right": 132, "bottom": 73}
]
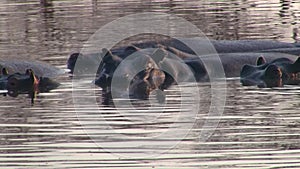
[{"left": 0, "top": 0, "right": 300, "bottom": 168}]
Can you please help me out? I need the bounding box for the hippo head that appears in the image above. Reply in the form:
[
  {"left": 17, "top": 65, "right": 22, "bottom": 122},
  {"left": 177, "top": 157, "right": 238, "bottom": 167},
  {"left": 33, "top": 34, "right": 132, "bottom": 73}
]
[
  {"left": 7, "top": 69, "right": 39, "bottom": 94},
  {"left": 95, "top": 47, "right": 167, "bottom": 100},
  {"left": 240, "top": 56, "right": 300, "bottom": 88},
  {"left": 5, "top": 69, "right": 39, "bottom": 104},
  {"left": 6, "top": 69, "right": 59, "bottom": 103}
]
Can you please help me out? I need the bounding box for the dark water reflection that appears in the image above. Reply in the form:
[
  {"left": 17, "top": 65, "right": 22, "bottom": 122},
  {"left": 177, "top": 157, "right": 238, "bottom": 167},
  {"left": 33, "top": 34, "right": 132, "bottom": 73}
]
[{"left": 0, "top": 0, "right": 300, "bottom": 168}]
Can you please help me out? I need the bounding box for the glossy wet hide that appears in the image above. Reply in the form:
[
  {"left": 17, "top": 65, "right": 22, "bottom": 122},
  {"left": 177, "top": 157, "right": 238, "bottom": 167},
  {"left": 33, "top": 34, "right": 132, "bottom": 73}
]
[
  {"left": 0, "top": 60, "right": 64, "bottom": 78},
  {"left": 94, "top": 46, "right": 300, "bottom": 101},
  {"left": 94, "top": 48, "right": 176, "bottom": 104},
  {"left": 3, "top": 69, "right": 60, "bottom": 104},
  {"left": 240, "top": 57, "right": 300, "bottom": 88},
  {"left": 67, "top": 38, "right": 300, "bottom": 74},
  {"left": 99, "top": 69, "right": 166, "bottom": 105},
  {"left": 6, "top": 69, "right": 39, "bottom": 103},
  {"left": 96, "top": 46, "right": 200, "bottom": 103},
  {"left": 94, "top": 49, "right": 123, "bottom": 89},
  {"left": 68, "top": 39, "right": 300, "bottom": 104}
]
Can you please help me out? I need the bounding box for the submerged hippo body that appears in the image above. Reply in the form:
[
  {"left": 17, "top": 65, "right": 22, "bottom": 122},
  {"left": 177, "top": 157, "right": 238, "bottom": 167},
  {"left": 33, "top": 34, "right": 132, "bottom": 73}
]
[{"left": 240, "top": 56, "right": 300, "bottom": 87}]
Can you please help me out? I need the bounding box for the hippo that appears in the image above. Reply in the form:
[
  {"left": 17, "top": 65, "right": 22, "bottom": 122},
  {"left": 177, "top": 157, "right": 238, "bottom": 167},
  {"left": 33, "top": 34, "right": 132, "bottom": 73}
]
[
  {"left": 0, "top": 60, "right": 62, "bottom": 103},
  {"left": 96, "top": 44, "right": 298, "bottom": 98},
  {"left": 240, "top": 56, "right": 300, "bottom": 88},
  {"left": 68, "top": 38, "right": 300, "bottom": 102},
  {"left": 96, "top": 46, "right": 300, "bottom": 101}
]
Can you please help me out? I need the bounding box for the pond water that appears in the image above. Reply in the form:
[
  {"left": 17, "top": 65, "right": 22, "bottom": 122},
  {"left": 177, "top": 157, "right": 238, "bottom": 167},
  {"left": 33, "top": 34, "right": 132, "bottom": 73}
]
[{"left": 0, "top": 0, "right": 300, "bottom": 168}]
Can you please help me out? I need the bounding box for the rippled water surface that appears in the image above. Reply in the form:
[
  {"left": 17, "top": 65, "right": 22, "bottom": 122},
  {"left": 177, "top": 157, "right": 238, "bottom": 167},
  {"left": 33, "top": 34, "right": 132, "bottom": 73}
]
[{"left": 0, "top": 0, "right": 300, "bottom": 168}]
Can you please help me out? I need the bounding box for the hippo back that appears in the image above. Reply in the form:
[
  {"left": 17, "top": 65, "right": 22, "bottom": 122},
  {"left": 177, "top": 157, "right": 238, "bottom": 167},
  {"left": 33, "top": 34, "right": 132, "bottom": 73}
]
[
  {"left": 0, "top": 60, "right": 65, "bottom": 78},
  {"left": 183, "top": 52, "right": 299, "bottom": 79},
  {"left": 130, "top": 38, "right": 299, "bottom": 55}
]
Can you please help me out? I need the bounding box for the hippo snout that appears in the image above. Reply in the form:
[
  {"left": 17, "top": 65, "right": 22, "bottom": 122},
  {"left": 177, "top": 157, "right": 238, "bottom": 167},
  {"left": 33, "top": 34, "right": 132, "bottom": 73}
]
[{"left": 7, "top": 71, "right": 37, "bottom": 92}]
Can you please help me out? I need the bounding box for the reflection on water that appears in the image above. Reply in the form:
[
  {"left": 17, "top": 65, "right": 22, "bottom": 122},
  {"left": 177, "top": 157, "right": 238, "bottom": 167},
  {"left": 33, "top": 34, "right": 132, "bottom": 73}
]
[
  {"left": 0, "top": 0, "right": 300, "bottom": 168},
  {"left": 1, "top": 79, "right": 300, "bottom": 168}
]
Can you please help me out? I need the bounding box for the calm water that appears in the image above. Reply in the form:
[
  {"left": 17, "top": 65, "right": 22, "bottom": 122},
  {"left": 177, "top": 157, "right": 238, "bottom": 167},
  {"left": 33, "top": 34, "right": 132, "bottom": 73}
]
[{"left": 1, "top": 0, "right": 300, "bottom": 168}]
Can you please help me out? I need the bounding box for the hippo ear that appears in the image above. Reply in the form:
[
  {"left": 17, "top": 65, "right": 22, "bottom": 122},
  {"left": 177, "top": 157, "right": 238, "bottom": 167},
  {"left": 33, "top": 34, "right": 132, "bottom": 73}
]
[
  {"left": 26, "top": 69, "right": 38, "bottom": 85},
  {"left": 151, "top": 48, "right": 167, "bottom": 64},
  {"left": 67, "top": 53, "right": 83, "bottom": 73},
  {"left": 2, "top": 68, "right": 8, "bottom": 75},
  {"left": 125, "top": 45, "right": 140, "bottom": 54},
  {"left": 26, "top": 69, "right": 34, "bottom": 79},
  {"left": 256, "top": 56, "right": 266, "bottom": 66},
  {"left": 25, "top": 69, "right": 32, "bottom": 75},
  {"left": 102, "top": 48, "right": 122, "bottom": 64},
  {"left": 101, "top": 48, "right": 112, "bottom": 59}
]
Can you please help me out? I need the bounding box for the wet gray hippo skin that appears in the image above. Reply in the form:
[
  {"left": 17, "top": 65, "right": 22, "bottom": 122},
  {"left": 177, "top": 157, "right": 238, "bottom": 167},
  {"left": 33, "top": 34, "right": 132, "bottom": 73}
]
[
  {"left": 95, "top": 48, "right": 190, "bottom": 100},
  {"left": 67, "top": 38, "right": 300, "bottom": 74},
  {"left": 0, "top": 60, "right": 64, "bottom": 78},
  {"left": 0, "top": 60, "right": 62, "bottom": 103},
  {"left": 95, "top": 45, "right": 300, "bottom": 100},
  {"left": 240, "top": 56, "right": 300, "bottom": 88},
  {"left": 183, "top": 52, "right": 299, "bottom": 81},
  {"left": 114, "top": 38, "right": 300, "bottom": 56},
  {"left": 68, "top": 38, "right": 300, "bottom": 101}
]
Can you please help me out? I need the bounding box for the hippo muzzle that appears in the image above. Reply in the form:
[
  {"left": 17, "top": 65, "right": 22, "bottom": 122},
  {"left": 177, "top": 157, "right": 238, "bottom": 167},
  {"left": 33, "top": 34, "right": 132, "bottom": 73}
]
[{"left": 240, "top": 56, "right": 300, "bottom": 88}]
